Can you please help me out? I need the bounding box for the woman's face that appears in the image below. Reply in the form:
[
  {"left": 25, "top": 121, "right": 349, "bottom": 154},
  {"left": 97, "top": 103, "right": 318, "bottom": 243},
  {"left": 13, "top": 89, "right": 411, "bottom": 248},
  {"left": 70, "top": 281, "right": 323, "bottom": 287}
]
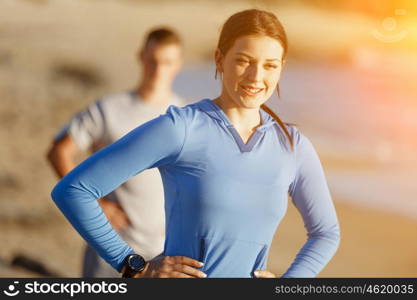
[{"left": 217, "top": 35, "right": 284, "bottom": 109}]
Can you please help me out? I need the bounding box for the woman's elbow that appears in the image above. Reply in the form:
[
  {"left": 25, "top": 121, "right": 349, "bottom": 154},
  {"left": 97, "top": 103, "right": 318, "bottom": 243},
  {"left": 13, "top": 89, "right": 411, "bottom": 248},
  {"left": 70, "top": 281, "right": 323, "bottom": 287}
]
[
  {"left": 327, "top": 223, "right": 341, "bottom": 251},
  {"left": 311, "top": 222, "right": 341, "bottom": 249},
  {"left": 51, "top": 179, "right": 66, "bottom": 206},
  {"left": 51, "top": 183, "right": 60, "bottom": 204}
]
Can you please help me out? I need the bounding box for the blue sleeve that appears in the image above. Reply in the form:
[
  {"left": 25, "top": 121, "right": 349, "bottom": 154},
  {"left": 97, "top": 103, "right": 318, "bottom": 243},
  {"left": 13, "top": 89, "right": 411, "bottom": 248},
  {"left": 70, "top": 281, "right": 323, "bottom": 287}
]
[
  {"left": 51, "top": 106, "right": 186, "bottom": 272},
  {"left": 283, "top": 131, "right": 341, "bottom": 278}
]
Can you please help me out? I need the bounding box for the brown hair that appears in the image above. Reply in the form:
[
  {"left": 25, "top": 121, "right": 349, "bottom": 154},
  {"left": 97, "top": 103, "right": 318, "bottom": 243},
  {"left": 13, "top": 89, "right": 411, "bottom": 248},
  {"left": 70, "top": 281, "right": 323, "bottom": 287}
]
[
  {"left": 216, "top": 9, "right": 294, "bottom": 151},
  {"left": 144, "top": 27, "right": 182, "bottom": 49}
]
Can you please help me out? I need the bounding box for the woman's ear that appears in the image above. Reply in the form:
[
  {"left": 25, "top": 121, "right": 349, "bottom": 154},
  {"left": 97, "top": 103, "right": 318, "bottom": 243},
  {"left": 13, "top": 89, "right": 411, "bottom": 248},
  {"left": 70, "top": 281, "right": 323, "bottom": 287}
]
[
  {"left": 138, "top": 49, "right": 145, "bottom": 64},
  {"left": 214, "top": 48, "right": 224, "bottom": 74}
]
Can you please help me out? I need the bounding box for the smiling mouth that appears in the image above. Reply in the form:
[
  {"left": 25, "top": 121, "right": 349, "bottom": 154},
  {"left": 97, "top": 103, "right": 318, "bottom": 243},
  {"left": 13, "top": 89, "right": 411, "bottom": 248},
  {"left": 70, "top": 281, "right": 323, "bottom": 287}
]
[{"left": 240, "top": 85, "right": 264, "bottom": 96}]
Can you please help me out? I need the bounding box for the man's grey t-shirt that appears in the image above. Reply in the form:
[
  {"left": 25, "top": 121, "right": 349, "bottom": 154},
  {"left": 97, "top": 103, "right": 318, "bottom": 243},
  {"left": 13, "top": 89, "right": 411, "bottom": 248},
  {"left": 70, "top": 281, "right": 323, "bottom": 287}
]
[{"left": 55, "top": 91, "right": 184, "bottom": 260}]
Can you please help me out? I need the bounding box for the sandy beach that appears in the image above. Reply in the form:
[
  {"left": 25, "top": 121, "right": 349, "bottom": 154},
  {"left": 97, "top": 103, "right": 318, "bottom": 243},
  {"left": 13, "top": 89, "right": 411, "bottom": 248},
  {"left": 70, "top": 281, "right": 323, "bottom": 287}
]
[
  {"left": 1, "top": 196, "right": 416, "bottom": 277},
  {"left": 270, "top": 198, "right": 417, "bottom": 277}
]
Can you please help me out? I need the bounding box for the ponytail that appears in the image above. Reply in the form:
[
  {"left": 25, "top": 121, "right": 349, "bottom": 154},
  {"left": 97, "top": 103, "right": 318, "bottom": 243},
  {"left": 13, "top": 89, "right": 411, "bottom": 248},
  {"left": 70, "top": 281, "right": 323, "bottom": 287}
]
[{"left": 261, "top": 104, "right": 294, "bottom": 152}]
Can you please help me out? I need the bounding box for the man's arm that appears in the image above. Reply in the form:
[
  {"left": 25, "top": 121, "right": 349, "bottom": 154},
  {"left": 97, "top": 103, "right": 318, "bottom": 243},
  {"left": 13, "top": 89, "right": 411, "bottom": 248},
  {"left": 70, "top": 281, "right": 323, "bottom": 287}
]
[{"left": 47, "top": 133, "right": 78, "bottom": 178}]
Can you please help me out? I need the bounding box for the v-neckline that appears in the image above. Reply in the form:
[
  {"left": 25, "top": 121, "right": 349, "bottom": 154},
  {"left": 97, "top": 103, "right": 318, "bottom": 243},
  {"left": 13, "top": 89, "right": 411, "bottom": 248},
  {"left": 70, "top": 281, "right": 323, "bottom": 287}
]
[{"left": 208, "top": 100, "right": 265, "bottom": 153}]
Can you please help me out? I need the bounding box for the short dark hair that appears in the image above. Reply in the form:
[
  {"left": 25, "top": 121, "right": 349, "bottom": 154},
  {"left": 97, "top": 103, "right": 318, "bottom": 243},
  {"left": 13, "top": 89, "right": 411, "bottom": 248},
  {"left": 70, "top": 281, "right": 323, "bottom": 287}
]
[{"left": 144, "top": 27, "right": 182, "bottom": 48}]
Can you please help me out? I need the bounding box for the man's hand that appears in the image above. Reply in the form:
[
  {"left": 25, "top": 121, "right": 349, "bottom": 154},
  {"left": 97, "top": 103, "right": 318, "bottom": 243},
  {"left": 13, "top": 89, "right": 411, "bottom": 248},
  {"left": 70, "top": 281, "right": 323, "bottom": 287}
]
[
  {"left": 99, "top": 198, "right": 131, "bottom": 231},
  {"left": 133, "top": 256, "right": 207, "bottom": 278},
  {"left": 254, "top": 269, "right": 276, "bottom": 278}
]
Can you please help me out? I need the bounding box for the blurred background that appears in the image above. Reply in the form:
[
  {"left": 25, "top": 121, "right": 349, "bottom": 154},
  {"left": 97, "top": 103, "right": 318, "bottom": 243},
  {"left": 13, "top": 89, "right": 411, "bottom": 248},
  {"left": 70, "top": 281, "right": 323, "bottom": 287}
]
[{"left": 1, "top": 0, "right": 416, "bottom": 277}]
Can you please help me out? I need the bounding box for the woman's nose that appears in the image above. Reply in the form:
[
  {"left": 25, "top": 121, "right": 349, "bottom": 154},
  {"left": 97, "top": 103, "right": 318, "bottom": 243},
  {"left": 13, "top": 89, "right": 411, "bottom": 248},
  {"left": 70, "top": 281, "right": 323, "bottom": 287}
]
[{"left": 246, "top": 64, "right": 263, "bottom": 83}]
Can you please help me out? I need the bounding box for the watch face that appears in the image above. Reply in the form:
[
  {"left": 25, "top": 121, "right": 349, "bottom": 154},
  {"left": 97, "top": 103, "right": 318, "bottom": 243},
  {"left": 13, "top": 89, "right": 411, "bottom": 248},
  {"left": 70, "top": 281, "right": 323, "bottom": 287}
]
[{"left": 128, "top": 254, "right": 145, "bottom": 272}]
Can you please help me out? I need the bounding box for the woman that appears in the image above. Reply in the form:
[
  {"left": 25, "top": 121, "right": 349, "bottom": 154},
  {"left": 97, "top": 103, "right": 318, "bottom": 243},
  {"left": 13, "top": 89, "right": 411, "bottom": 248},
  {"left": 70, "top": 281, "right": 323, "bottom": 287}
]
[{"left": 52, "top": 9, "right": 340, "bottom": 278}]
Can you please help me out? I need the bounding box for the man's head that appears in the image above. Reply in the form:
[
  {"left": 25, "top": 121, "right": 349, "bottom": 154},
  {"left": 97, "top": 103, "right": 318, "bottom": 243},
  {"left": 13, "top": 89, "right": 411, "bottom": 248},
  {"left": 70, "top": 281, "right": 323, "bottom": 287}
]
[{"left": 139, "top": 27, "right": 183, "bottom": 88}]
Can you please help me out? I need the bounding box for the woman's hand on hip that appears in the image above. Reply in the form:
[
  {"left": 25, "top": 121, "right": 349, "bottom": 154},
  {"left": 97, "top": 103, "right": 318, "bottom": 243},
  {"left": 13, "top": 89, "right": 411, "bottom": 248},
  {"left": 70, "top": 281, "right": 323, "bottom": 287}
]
[{"left": 133, "top": 256, "right": 207, "bottom": 278}]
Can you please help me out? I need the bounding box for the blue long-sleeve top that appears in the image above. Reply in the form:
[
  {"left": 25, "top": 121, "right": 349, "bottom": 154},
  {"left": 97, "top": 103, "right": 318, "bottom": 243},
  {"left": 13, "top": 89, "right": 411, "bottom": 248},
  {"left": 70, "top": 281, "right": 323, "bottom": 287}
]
[{"left": 51, "top": 99, "right": 340, "bottom": 278}]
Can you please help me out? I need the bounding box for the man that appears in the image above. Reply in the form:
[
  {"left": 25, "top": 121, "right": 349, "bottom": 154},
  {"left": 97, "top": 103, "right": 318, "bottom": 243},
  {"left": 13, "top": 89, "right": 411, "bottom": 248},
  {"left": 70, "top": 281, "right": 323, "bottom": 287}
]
[{"left": 47, "top": 27, "right": 184, "bottom": 277}]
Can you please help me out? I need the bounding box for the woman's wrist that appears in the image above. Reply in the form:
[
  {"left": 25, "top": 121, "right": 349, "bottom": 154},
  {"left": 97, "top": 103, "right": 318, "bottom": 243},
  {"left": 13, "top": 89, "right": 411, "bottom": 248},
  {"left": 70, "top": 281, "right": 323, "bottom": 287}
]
[
  {"left": 121, "top": 254, "right": 147, "bottom": 278},
  {"left": 131, "top": 262, "right": 150, "bottom": 278}
]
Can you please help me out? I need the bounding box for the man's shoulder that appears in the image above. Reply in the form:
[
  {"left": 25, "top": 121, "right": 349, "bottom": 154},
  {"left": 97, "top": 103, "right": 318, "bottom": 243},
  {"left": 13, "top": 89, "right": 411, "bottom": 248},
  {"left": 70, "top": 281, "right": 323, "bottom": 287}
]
[
  {"left": 84, "top": 91, "right": 135, "bottom": 120},
  {"left": 96, "top": 91, "right": 133, "bottom": 107}
]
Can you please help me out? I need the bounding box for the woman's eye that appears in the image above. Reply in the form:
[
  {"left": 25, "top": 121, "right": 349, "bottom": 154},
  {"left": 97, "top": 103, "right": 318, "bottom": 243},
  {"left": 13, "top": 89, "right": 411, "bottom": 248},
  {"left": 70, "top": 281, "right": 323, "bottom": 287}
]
[
  {"left": 236, "top": 59, "right": 249, "bottom": 64},
  {"left": 265, "top": 64, "right": 278, "bottom": 69}
]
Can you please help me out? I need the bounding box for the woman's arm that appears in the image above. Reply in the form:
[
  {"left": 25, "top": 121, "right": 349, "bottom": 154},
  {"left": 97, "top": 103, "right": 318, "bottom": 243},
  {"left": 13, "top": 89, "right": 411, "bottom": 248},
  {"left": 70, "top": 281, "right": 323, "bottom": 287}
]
[
  {"left": 283, "top": 132, "right": 341, "bottom": 278},
  {"left": 51, "top": 106, "right": 186, "bottom": 272}
]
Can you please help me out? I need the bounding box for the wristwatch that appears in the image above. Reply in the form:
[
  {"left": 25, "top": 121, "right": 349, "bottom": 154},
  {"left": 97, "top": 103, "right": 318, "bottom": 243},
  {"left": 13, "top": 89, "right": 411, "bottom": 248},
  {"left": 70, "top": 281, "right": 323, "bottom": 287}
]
[{"left": 121, "top": 254, "right": 146, "bottom": 278}]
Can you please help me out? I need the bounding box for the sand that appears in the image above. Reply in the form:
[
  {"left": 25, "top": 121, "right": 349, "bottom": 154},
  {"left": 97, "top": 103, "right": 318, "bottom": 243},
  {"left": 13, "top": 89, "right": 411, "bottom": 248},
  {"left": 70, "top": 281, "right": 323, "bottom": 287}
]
[
  {"left": 269, "top": 199, "right": 417, "bottom": 277},
  {"left": 1, "top": 197, "right": 416, "bottom": 277}
]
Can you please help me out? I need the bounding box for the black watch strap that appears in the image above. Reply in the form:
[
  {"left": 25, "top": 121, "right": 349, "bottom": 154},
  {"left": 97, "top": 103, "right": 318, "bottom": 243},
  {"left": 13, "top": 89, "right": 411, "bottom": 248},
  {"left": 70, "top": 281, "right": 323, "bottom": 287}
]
[{"left": 121, "top": 254, "right": 146, "bottom": 278}]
